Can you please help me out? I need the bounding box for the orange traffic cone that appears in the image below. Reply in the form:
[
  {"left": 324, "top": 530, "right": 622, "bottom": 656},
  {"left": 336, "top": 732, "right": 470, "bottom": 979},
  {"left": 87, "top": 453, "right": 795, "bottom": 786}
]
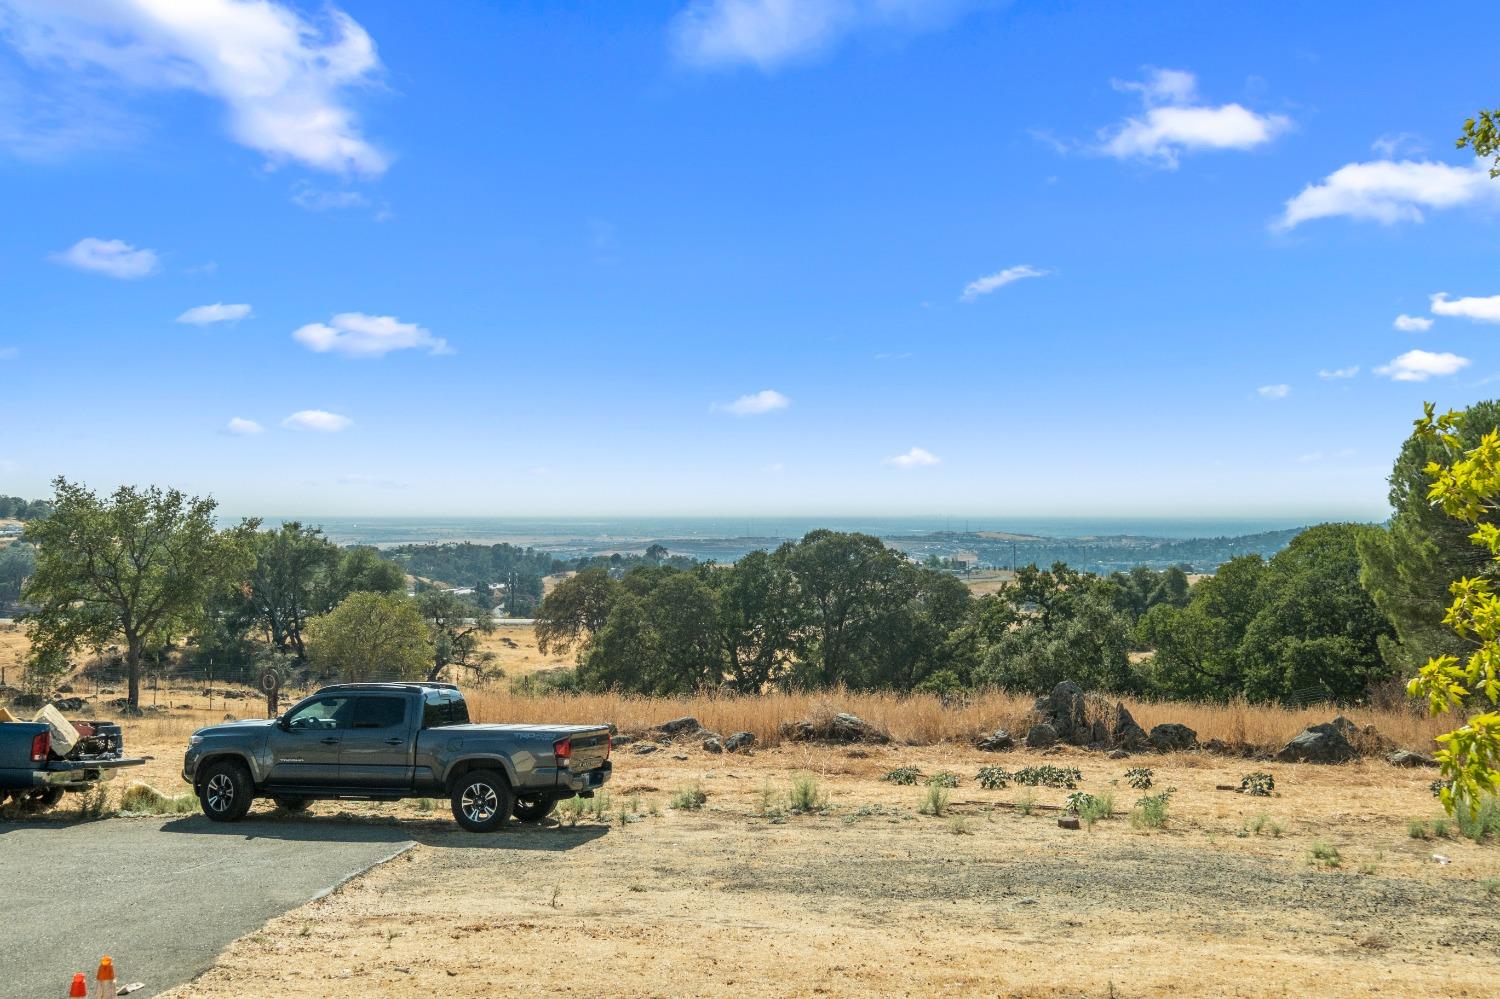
[
  {"left": 68, "top": 973, "right": 87, "bottom": 997},
  {"left": 93, "top": 957, "right": 115, "bottom": 999}
]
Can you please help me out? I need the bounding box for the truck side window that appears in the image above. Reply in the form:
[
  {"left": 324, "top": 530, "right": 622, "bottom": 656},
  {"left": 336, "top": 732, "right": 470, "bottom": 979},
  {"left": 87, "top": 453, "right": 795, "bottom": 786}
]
[
  {"left": 351, "top": 697, "right": 406, "bottom": 730},
  {"left": 286, "top": 697, "right": 351, "bottom": 731},
  {"left": 422, "top": 694, "right": 469, "bottom": 728}
]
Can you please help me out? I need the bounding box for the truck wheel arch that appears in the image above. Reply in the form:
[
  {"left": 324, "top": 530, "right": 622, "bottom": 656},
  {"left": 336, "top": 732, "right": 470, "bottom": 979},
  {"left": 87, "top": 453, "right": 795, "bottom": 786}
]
[
  {"left": 194, "top": 751, "right": 257, "bottom": 789},
  {"left": 445, "top": 756, "right": 518, "bottom": 793}
]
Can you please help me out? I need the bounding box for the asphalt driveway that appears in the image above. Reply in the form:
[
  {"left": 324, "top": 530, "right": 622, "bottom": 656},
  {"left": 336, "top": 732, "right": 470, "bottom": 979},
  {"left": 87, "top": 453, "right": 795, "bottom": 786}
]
[{"left": 0, "top": 816, "right": 416, "bottom": 999}]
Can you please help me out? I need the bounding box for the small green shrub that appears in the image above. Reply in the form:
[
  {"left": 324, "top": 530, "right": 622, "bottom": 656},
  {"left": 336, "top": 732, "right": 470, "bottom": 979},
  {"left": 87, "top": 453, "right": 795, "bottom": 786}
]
[
  {"left": 1432, "top": 818, "right": 1452, "bottom": 839},
  {"left": 560, "top": 796, "right": 587, "bottom": 826},
  {"left": 1124, "top": 768, "right": 1154, "bottom": 791},
  {"left": 1482, "top": 878, "right": 1500, "bottom": 898},
  {"left": 414, "top": 798, "right": 435, "bottom": 813},
  {"left": 1066, "top": 791, "right": 1113, "bottom": 828},
  {"left": 918, "top": 784, "right": 949, "bottom": 817},
  {"left": 947, "top": 815, "right": 972, "bottom": 835},
  {"left": 76, "top": 784, "right": 112, "bottom": 821},
  {"left": 925, "top": 771, "right": 959, "bottom": 789},
  {"left": 118, "top": 783, "right": 197, "bottom": 816},
  {"left": 788, "top": 775, "right": 827, "bottom": 814},
  {"left": 1013, "top": 765, "right": 1082, "bottom": 789},
  {"left": 975, "top": 766, "right": 1011, "bottom": 790},
  {"left": 670, "top": 784, "right": 707, "bottom": 811},
  {"left": 1131, "top": 789, "right": 1174, "bottom": 830},
  {"left": 883, "top": 766, "right": 922, "bottom": 785},
  {"left": 1309, "top": 842, "right": 1342, "bottom": 869},
  {"left": 1240, "top": 773, "right": 1275, "bottom": 797},
  {"left": 1430, "top": 779, "right": 1446, "bottom": 799},
  {"left": 1014, "top": 789, "right": 1038, "bottom": 816},
  {"left": 1244, "top": 812, "right": 1282, "bottom": 837},
  {"left": 1407, "top": 819, "right": 1429, "bottom": 840},
  {"left": 1455, "top": 796, "right": 1500, "bottom": 844}
]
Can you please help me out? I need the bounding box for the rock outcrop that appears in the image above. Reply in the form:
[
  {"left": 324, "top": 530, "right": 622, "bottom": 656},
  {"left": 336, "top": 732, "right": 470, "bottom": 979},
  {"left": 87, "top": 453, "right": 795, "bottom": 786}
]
[
  {"left": 1149, "top": 723, "right": 1198, "bottom": 753},
  {"left": 1276, "top": 722, "right": 1354, "bottom": 763}
]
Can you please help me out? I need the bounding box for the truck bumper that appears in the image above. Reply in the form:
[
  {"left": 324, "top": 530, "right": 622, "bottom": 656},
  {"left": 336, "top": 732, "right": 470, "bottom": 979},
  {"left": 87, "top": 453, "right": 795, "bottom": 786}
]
[
  {"left": 35, "top": 757, "right": 145, "bottom": 790},
  {"left": 560, "top": 760, "right": 612, "bottom": 794}
]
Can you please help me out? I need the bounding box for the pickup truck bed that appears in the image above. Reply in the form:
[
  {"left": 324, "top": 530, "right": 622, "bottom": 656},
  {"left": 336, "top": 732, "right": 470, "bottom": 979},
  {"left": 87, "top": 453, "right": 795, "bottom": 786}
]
[{"left": 1, "top": 716, "right": 145, "bottom": 809}]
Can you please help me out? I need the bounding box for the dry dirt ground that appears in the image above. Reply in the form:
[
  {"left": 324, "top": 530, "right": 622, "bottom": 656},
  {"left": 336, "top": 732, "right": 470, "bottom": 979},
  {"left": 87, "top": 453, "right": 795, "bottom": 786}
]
[{"left": 124, "top": 741, "right": 1500, "bottom": 998}]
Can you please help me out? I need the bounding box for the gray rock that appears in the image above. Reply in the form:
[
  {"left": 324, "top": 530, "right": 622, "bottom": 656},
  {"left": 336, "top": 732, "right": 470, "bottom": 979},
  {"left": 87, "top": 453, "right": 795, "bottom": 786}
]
[
  {"left": 1149, "top": 723, "right": 1198, "bottom": 753},
  {"left": 656, "top": 716, "right": 702, "bottom": 738},
  {"left": 1111, "top": 703, "right": 1150, "bottom": 752},
  {"left": 1107, "top": 748, "right": 1129, "bottom": 760},
  {"left": 8, "top": 691, "right": 45, "bottom": 710},
  {"left": 1025, "top": 722, "right": 1059, "bottom": 749},
  {"left": 1057, "top": 816, "right": 1081, "bottom": 830},
  {"left": 976, "top": 728, "right": 1014, "bottom": 752},
  {"left": 633, "top": 743, "right": 659, "bottom": 755},
  {"left": 1387, "top": 748, "right": 1438, "bottom": 768},
  {"left": 702, "top": 737, "right": 724, "bottom": 754},
  {"left": 49, "top": 697, "right": 87, "bottom": 712},
  {"left": 55, "top": 683, "right": 74, "bottom": 694},
  {"left": 779, "top": 711, "right": 890, "bottom": 744},
  {"left": 724, "top": 731, "right": 756, "bottom": 753},
  {"left": 1033, "top": 681, "right": 1090, "bottom": 745},
  {"left": 1275, "top": 722, "right": 1354, "bottom": 763}
]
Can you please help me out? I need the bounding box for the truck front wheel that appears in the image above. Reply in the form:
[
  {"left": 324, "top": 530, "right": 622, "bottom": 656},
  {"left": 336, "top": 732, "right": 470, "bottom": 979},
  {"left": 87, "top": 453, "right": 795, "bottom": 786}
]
[
  {"left": 451, "top": 770, "right": 512, "bottom": 833},
  {"left": 199, "top": 760, "right": 254, "bottom": 822}
]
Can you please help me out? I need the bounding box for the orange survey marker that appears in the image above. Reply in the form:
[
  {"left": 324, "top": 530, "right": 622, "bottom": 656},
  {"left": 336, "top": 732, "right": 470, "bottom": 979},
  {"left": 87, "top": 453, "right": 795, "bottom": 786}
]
[
  {"left": 93, "top": 957, "right": 114, "bottom": 999},
  {"left": 68, "top": 973, "right": 87, "bottom": 997}
]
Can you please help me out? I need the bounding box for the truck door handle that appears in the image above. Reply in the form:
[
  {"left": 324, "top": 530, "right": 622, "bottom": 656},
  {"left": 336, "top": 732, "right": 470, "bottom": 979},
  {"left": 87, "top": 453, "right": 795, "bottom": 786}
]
[
  {"left": 320, "top": 738, "right": 340, "bottom": 745},
  {"left": 384, "top": 738, "right": 402, "bottom": 745}
]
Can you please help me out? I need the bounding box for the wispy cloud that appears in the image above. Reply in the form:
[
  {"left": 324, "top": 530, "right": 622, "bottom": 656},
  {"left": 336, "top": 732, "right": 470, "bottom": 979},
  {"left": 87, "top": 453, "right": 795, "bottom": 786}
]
[
  {"left": 1317, "top": 365, "right": 1359, "bottom": 379},
  {"left": 960, "top": 264, "right": 1048, "bottom": 302},
  {"left": 1431, "top": 292, "right": 1500, "bottom": 323},
  {"left": 0, "top": 0, "right": 388, "bottom": 175},
  {"left": 874, "top": 351, "right": 913, "bottom": 361},
  {"left": 885, "top": 446, "right": 940, "bottom": 468},
  {"left": 1276, "top": 160, "right": 1499, "bottom": 230},
  {"left": 293, "top": 313, "right": 450, "bottom": 358},
  {"left": 177, "top": 303, "right": 252, "bottom": 326},
  {"left": 50, "top": 237, "right": 158, "bottom": 278},
  {"left": 1393, "top": 313, "right": 1433, "bottom": 332},
  {"left": 222, "top": 417, "right": 264, "bottom": 436},
  {"left": 671, "top": 0, "right": 979, "bottom": 70},
  {"left": 1099, "top": 68, "right": 1290, "bottom": 168},
  {"left": 291, "top": 184, "right": 370, "bottom": 211},
  {"left": 1257, "top": 384, "right": 1291, "bottom": 399},
  {"left": 1371, "top": 133, "right": 1425, "bottom": 158},
  {"left": 281, "top": 409, "right": 353, "bottom": 432},
  {"left": 712, "top": 389, "right": 791, "bottom": 415},
  {"left": 1376, "top": 349, "right": 1469, "bottom": 382}
]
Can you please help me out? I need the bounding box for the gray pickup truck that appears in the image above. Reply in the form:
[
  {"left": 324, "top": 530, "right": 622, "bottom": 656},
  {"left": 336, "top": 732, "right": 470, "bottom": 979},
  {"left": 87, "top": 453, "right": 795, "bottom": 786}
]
[
  {"left": 1, "top": 713, "right": 144, "bottom": 811},
  {"left": 182, "top": 682, "right": 612, "bottom": 832}
]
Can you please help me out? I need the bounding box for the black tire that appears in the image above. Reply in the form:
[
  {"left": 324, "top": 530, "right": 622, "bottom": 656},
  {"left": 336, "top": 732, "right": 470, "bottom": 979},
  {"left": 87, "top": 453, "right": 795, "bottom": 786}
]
[
  {"left": 273, "top": 796, "right": 311, "bottom": 813},
  {"left": 512, "top": 794, "right": 558, "bottom": 823},
  {"left": 14, "top": 787, "right": 65, "bottom": 813},
  {"left": 450, "top": 769, "right": 513, "bottom": 833},
  {"left": 198, "top": 760, "right": 254, "bottom": 822}
]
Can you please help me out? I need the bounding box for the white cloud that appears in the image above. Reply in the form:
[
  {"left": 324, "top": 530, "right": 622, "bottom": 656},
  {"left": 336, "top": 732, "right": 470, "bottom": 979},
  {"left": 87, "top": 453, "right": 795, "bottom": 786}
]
[
  {"left": 712, "top": 389, "right": 791, "bottom": 415},
  {"left": 1317, "top": 365, "right": 1359, "bottom": 379},
  {"left": 1371, "top": 132, "right": 1425, "bottom": 158},
  {"left": 1276, "top": 160, "right": 1499, "bottom": 230},
  {"left": 50, "top": 237, "right": 158, "bottom": 278},
  {"left": 292, "top": 184, "right": 369, "bottom": 211},
  {"left": 222, "top": 417, "right": 264, "bottom": 436},
  {"left": 960, "top": 264, "right": 1048, "bottom": 302},
  {"left": 885, "top": 446, "right": 940, "bottom": 468},
  {"left": 0, "top": 0, "right": 388, "bottom": 175},
  {"left": 1393, "top": 313, "right": 1434, "bottom": 332},
  {"left": 671, "top": 0, "right": 976, "bottom": 70},
  {"left": 1430, "top": 292, "right": 1500, "bottom": 323},
  {"left": 177, "top": 303, "right": 252, "bottom": 326},
  {"left": 1257, "top": 384, "right": 1291, "bottom": 399},
  {"left": 1100, "top": 68, "right": 1290, "bottom": 168},
  {"left": 281, "top": 410, "right": 352, "bottom": 432},
  {"left": 293, "top": 313, "right": 450, "bottom": 358},
  {"left": 1375, "top": 349, "right": 1470, "bottom": 382}
]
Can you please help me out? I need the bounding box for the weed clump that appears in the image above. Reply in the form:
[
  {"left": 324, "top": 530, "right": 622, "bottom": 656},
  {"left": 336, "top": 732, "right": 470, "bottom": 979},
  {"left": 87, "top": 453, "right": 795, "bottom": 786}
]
[
  {"left": 1013, "top": 765, "right": 1082, "bottom": 789},
  {"left": 1243, "top": 811, "right": 1282, "bottom": 837},
  {"left": 918, "top": 784, "right": 949, "bottom": 817},
  {"left": 925, "top": 771, "right": 959, "bottom": 789},
  {"left": 1240, "top": 772, "right": 1275, "bottom": 797},
  {"left": 1131, "top": 789, "right": 1175, "bottom": 830},
  {"left": 118, "top": 782, "right": 197, "bottom": 816},
  {"left": 788, "top": 775, "right": 827, "bottom": 814},
  {"left": 883, "top": 766, "right": 922, "bottom": 786},
  {"left": 1309, "top": 842, "right": 1342, "bottom": 869},
  {"left": 1456, "top": 796, "right": 1500, "bottom": 844},
  {"left": 1124, "top": 768, "right": 1154, "bottom": 790},
  {"left": 670, "top": 785, "right": 708, "bottom": 811},
  {"left": 1066, "top": 791, "right": 1113, "bottom": 828},
  {"left": 976, "top": 766, "right": 1011, "bottom": 790}
]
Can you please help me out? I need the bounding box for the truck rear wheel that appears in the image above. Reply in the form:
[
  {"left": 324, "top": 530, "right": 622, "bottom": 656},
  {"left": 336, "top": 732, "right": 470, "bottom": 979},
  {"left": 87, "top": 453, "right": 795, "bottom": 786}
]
[
  {"left": 512, "top": 794, "right": 557, "bottom": 823},
  {"left": 451, "top": 770, "right": 512, "bottom": 833},
  {"left": 199, "top": 760, "right": 254, "bottom": 822},
  {"left": 14, "top": 787, "right": 64, "bottom": 813}
]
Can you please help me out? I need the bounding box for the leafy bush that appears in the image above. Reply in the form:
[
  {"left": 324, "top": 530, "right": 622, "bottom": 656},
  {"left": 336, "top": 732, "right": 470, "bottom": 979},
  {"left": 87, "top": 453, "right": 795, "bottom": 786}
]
[
  {"left": 118, "top": 783, "right": 197, "bottom": 816},
  {"left": 1240, "top": 772, "right": 1275, "bottom": 797},
  {"left": 788, "top": 775, "right": 827, "bottom": 814},
  {"left": 918, "top": 784, "right": 949, "bottom": 817},
  {"left": 1013, "top": 765, "right": 1082, "bottom": 789},
  {"left": 1309, "top": 842, "right": 1342, "bottom": 869},
  {"left": 976, "top": 766, "right": 1011, "bottom": 790},
  {"left": 1066, "top": 791, "right": 1114, "bottom": 828},
  {"left": 883, "top": 766, "right": 922, "bottom": 786},
  {"left": 1407, "top": 819, "right": 1429, "bottom": 840},
  {"left": 1131, "top": 789, "right": 1175, "bottom": 830},
  {"left": 1456, "top": 796, "right": 1500, "bottom": 844},
  {"left": 670, "top": 784, "right": 707, "bottom": 811},
  {"left": 1124, "top": 767, "right": 1154, "bottom": 790},
  {"left": 925, "top": 771, "right": 959, "bottom": 789}
]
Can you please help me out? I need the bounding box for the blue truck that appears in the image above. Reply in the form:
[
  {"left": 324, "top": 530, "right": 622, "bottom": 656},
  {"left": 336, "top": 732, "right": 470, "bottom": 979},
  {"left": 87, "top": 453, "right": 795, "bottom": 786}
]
[{"left": 0, "top": 711, "right": 145, "bottom": 811}]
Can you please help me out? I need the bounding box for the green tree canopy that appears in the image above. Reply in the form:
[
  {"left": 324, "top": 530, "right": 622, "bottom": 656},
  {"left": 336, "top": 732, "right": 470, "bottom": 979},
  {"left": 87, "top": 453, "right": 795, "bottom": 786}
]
[
  {"left": 22, "top": 478, "right": 254, "bottom": 706},
  {"left": 535, "top": 568, "right": 619, "bottom": 657},
  {"left": 304, "top": 591, "right": 432, "bottom": 682},
  {"left": 416, "top": 588, "right": 496, "bottom": 682}
]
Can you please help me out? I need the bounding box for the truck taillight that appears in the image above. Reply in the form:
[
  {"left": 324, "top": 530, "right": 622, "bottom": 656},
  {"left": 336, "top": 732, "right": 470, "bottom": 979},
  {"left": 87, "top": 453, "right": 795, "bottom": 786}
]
[
  {"left": 553, "top": 737, "right": 572, "bottom": 763},
  {"left": 30, "top": 730, "right": 49, "bottom": 763},
  {"left": 604, "top": 732, "right": 611, "bottom": 760}
]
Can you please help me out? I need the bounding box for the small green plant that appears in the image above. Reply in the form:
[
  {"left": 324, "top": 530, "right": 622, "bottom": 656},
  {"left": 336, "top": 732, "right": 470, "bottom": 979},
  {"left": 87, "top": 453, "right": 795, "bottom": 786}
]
[
  {"left": 1482, "top": 878, "right": 1500, "bottom": 898},
  {"left": 975, "top": 766, "right": 1011, "bottom": 790},
  {"left": 1067, "top": 791, "right": 1113, "bottom": 828},
  {"left": 76, "top": 784, "right": 112, "bottom": 820},
  {"left": 755, "top": 780, "right": 782, "bottom": 818},
  {"left": 616, "top": 803, "right": 631, "bottom": 826},
  {"left": 1124, "top": 767, "right": 1154, "bottom": 791},
  {"left": 947, "top": 815, "right": 972, "bottom": 835},
  {"left": 1244, "top": 812, "right": 1282, "bottom": 838},
  {"left": 918, "top": 783, "right": 949, "bottom": 817},
  {"left": 118, "top": 783, "right": 197, "bottom": 816},
  {"left": 1430, "top": 779, "right": 1446, "bottom": 799},
  {"left": 925, "top": 771, "right": 959, "bottom": 789},
  {"left": 560, "top": 795, "right": 587, "bottom": 826},
  {"left": 1014, "top": 789, "right": 1038, "bottom": 816},
  {"left": 1358, "top": 863, "right": 1378, "bottom": 876},
  {"left": 1309, "top": 842, "right": 1342, "bottom": 869},
  {"left": 670, "top": 784, "right": 707, "bottom": 811},
  {"left": 1013, "top": 765, "right": 1082, "bottom": 789},
  {"left": 1455, "top": 796, "right": 1500, "bottom": 844},
  {"left": 1407, "top": 819, "right": 1429, "bottom": 840},
  {"left": 883, "top": 766, "right": 922, "bottom": 785},
  {"left": 1432, "top": 818, "right": 1452, "bottom": 839},
  {"left": 1240, "top": 772, "right": 1275, "bottom": 797},
  {"left": 788, "top": 775, "right": 827, "bottom": 814},
  {"left": 414, "top": 797, "right": 435, "bottom": 813},
  {"left": 1131, "top": 789, "right": 1174, "bottom": 830},
  {"left": 586, "top": 791, "right": 613, "bottom": 820}
]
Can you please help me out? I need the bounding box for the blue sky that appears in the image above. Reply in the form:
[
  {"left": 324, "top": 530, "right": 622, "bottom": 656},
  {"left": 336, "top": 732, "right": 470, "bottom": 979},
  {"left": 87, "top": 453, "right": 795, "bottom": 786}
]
[{"left": 3, "top": 0, "right": 1500, "bottom": 520}]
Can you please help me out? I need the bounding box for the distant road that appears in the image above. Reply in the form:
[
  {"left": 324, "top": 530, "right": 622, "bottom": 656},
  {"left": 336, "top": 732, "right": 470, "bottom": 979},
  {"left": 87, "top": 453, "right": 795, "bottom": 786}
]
[{"left": 0, "top": 816, "right": 413, "bottom": 999}]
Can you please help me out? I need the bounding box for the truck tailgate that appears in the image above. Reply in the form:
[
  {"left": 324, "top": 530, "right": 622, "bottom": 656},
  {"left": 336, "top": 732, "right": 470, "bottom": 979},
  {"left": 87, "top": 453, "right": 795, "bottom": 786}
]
[{"left": 568, "top": 728, "right": 610, "bottom": 771}]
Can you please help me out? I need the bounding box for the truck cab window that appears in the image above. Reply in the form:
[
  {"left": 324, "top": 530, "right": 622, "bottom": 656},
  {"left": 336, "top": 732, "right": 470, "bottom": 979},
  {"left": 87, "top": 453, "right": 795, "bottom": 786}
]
[
  {"left": 286, "top": 697, "right": 351, "bottom": 731},
  {"left": 351, "top": 696, "right": 406, "bottom": 730}
]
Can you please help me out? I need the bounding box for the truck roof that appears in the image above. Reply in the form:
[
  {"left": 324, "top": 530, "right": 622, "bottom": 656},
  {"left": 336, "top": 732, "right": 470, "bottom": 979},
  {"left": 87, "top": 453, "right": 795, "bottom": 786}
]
[{"left": 313, "top": 682, "right": 462, "bottom": 695}]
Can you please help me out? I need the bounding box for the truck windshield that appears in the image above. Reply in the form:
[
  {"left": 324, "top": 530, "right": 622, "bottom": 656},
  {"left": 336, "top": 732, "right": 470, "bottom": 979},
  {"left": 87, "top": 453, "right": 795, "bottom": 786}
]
[{"left": 422, "top": 695, "right": 469, "bottom": 728}]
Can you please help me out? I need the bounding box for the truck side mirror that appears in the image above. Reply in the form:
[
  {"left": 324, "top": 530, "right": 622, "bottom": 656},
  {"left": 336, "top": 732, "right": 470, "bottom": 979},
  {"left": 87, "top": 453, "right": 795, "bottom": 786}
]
[{"left": 277, "top": 714, "right": 291, "bottom": 732}]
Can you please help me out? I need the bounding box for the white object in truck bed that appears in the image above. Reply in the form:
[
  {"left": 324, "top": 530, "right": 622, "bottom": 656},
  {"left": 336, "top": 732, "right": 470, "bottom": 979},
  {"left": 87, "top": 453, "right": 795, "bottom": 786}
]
[{"left": 32, "top": 703, "right": 80, "bottom": 756}]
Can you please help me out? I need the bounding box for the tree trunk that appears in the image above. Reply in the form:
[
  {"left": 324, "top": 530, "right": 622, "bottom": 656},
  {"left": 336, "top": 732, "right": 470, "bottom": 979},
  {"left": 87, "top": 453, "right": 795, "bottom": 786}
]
[{"left": 126, "top": 634, "right": 143, "bottom": 709}]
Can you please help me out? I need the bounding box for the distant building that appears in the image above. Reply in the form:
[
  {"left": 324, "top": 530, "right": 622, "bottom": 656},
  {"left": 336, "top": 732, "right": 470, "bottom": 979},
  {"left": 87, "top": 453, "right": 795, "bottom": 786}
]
[{"left": 446, "top": 586, "right": 475, "bottom": 596}]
